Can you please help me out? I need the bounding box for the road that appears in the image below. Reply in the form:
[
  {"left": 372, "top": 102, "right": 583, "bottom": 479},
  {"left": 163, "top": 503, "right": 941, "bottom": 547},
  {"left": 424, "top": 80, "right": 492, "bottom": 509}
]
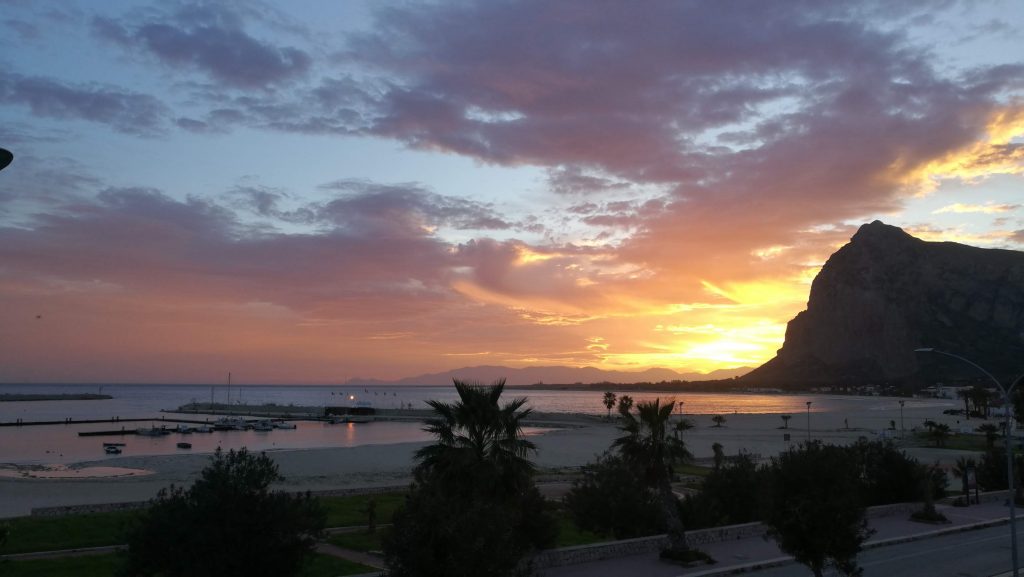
[{"left": 745, "top": 524, "right": 1019, "bottom": 577}]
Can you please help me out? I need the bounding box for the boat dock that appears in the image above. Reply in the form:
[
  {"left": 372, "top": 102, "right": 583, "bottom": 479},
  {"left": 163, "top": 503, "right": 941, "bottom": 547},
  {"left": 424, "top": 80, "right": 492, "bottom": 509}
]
[{"left": 1, "top": 416, "right": 216, "bottom": 428}]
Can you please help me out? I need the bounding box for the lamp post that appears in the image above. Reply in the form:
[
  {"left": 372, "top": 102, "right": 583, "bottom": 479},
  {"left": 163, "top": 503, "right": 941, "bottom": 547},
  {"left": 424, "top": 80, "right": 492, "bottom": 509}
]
[
  {"left": 899, "top": 400, "right": 905, "bottom": 440},
  {"left": 915, "top": 348, "right": 1023, "bottom": 577},
  {"left": 806, "top": 401, "right": 812, "bottom": 442}
]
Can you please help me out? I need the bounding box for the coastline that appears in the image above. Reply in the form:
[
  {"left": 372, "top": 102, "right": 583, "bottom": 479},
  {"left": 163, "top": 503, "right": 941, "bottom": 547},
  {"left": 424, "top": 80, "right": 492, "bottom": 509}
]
[{"left": 0, "top": 401, "right": 991, "bottom": 519}]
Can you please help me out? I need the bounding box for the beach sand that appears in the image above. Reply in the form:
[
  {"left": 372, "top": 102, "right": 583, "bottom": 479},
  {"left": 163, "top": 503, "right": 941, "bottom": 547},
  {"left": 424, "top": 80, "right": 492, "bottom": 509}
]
[{"left": 0, "top": 401, "right": 994, "bottom": 518}]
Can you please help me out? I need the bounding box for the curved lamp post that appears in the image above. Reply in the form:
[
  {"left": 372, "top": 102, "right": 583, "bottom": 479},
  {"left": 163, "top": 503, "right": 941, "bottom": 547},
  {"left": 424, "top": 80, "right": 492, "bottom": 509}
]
[
  {"left": 915, "top": 348, "right": 1023, "bottom": 577},
  {"left": 806, "top": 401, "right": 812, "bottom": 442}
]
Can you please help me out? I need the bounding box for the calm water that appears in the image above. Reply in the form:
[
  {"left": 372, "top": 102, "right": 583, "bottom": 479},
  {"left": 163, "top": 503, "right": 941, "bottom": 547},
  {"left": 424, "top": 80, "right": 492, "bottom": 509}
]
[{"left": 0, "top": 383, "right": 950, "bottom": 465}]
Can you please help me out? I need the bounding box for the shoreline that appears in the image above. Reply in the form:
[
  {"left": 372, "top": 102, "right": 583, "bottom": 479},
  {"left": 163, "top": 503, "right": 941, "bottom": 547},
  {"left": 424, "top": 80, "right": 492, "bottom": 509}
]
[{"left": 0, "top": 402, "right": 996, "bottom": 518}]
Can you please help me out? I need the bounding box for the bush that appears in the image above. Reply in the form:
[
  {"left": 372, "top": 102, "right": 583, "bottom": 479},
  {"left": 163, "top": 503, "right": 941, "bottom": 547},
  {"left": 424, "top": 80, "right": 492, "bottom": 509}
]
[
  {"left": 385, "top": 481, "right": 554, "bottom": 577},
  {"left": 680, "top": 453, "right": 767, "bottom": 529},
  {"left": 563, "top": 452, "right": 662, "bottom": 539},
  {"left": 122, "top": 448, "right": 325, "bottom": 577},
  {"left": 849, "top": 440, "right": 943, "bottom": 505},
  {"left": 764, "top": 442, "right": 874, "bottom": 577}
]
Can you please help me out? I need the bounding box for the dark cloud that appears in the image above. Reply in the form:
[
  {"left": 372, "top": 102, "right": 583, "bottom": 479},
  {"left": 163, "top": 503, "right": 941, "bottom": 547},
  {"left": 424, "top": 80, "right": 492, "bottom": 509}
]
[
  {"left": 326, "top": 0, "right": 1023, "bottom": 284},
  {"left": 0, "top": 185, "right": 462, "bottom": 319},
  {"left": 317, "top": 180, "right": 512, "bottom": 234},
  {"left": 94, "top": 3, "right": 311, "bottom": 89},
  {"left": 0, "top": 72, "right": 168, "bottom": 135}
]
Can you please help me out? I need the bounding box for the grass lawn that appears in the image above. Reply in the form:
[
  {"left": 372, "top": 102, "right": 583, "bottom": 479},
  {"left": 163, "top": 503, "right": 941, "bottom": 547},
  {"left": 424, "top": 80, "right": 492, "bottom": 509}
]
[
  {"left": 1, "top": 493, "right": 405, "bottom": 555},
  {"left": 328, "top": 530, "right": 385, "bottom": 553},
  {"left": 907, "top": 432, "right": 990, "bottom": 451},
  {"left": 0, "top": 552, "right": 375, "bottom": 577},
  {"left": 552, "top": 513, "right": 608, "bottom": 547},
  {"left": 676, "top": 463, "right": 712, "bottom": 477},
  {"left": 0, "top": 554, "right": 121, "bottom": 577},
  {"left": 2, "top": 511, "right": 137, "bottom": 554},
  {"left": 327, "top": 507, "right": 611, "bottom": 553},
  {"left": 320, "top": 492, "right": 405, "bottom": 527}
]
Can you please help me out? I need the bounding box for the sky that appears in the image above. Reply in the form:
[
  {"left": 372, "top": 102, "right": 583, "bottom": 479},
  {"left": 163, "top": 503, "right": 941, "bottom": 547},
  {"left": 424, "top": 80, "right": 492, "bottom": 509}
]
[{"left": 1, "top": 0, "right": 1023, "bottom": 384}]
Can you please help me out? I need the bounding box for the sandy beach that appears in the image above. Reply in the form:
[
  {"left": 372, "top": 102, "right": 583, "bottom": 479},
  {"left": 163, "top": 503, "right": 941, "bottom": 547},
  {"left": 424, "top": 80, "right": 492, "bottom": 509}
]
[{"left": 0, "top": 401, "right": 994, "bottom": 518}]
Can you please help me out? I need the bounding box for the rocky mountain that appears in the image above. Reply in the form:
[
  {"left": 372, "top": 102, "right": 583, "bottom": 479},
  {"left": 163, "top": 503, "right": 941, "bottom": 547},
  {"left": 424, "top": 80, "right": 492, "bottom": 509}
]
[
  {"left": 345, "top": 365, "right": 751, "bottom": 387},
  {"left": 745, "top": 221, "right": 1024, "bottom": 386}
]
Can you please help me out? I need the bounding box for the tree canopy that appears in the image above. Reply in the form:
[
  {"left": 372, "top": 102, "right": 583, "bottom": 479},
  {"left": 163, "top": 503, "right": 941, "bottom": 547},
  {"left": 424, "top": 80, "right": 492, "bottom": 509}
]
[
  {"left": 385, "top": 379, "right": 555, "bottom": 577},
  {"left": 123, "top": 448, "right": 325, "bottom": 577},
  {"left": 765, "top": 442, "right": 873, "bottom": 577}
]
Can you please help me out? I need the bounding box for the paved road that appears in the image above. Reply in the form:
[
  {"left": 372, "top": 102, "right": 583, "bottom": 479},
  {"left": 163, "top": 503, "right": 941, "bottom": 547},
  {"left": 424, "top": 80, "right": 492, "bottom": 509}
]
[{"left": 742, "top": 524, "right": 1019, "bottom": 577}]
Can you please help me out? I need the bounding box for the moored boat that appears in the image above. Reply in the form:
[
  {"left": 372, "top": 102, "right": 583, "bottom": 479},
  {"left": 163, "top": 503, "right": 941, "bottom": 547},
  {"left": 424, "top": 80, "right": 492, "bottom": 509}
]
[{"left": 104, "top": 445, "right": 122, "bottom": 454}]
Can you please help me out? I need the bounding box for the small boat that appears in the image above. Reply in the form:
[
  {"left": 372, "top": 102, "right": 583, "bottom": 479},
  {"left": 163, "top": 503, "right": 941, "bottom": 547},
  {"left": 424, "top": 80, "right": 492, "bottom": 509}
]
[
  {"left": 272, "top": 420, "right": 296, "bottom": 429},
  {"left": 176, "top": 442, "right": 192, "bottom": 449},
  {"left": 104, "top": 445, "right": 122, "bottom": 454},
  {"left": 175, "top": 424, "right": 193, "bottom": 434},
  {"left": 252, "top": 420, "right": 274, "bottom": 432},
  {"left": 194, "top": 425, "right": 213, "bottom": 433},
  {"left": 136, "top": 426, "right": 170, "bottom": 437},
  {"left": 213, "top": 417, "right": 247, "bottom": 431}
]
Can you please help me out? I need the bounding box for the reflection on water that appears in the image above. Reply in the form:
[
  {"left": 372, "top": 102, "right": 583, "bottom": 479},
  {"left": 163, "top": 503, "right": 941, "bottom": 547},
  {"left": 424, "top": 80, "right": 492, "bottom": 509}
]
[{"left": 0, "top": 419, "right": 435, "bottom": 465}]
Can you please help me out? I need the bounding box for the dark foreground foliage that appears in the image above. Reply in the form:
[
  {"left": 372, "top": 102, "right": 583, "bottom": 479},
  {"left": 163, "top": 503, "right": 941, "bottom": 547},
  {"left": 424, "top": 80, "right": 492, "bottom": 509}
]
[
  {"left": 384, "top": 379, "right": 556, "bottom": 577},
  {"left": 122, "top": 448, "right": 325, "bottom": 577},
  {"left": 765, "top": 442, "right": 874, "bottom": 577},
  {"left": 564, "top": 451, "right": 663, "bottom": 539}
]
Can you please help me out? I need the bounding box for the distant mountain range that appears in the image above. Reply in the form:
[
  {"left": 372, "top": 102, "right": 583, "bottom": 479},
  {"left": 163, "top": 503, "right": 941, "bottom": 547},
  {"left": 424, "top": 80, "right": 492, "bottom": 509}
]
[
  {"left": 745, "top": 220, "right": 1024, "bottom": 386},
  {"left": 344, "top": 365, "right": 751, "bottom": 387}
]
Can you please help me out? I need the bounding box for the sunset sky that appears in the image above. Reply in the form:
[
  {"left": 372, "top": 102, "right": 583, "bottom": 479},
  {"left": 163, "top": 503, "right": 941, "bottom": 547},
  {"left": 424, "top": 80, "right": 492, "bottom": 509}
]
[{"left": 1, "top": 1, "right": 1023, "bottom": 384}]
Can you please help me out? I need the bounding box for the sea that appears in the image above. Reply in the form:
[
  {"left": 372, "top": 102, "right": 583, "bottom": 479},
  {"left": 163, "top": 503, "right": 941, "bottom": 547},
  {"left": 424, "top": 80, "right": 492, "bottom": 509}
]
[{"left": 0, "top": 383, "right": 953, "bottom": 466}]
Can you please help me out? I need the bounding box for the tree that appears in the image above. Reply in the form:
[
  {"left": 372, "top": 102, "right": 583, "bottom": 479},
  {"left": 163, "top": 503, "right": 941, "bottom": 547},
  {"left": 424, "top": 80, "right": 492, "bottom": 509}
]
[
  {"left": 952, "top": 457, "right": 976, "bottom": 502},
  {"left": 603, "top": 391, "right": 617, "bottom": 419},
  {"left": 929, "top": 423, "right": 951, "bottom": 447},
  {"left": 957, "top": 388, "right": 971, "bottom": 420},
  {"left": 848, "top": 440, "right": 937, "bottom": 506},
  {"left": 712, "top": 414, "right": 726, "bottom": 428},
  {"left": 681, "top": 452, "right": 768, "bottom": 528},
  {"left": 780, "top": 415, "right": 792, "bottom": 429},
  {"left": 976, "top": 423, "right": 999, "bottom": 449},
  {"left": 967, "top": 385, "right": 993, "bottom": 419},
  {"left": 564, "top": 452, "right": 663, "bottom": 539},
  {"left": 712, "top": 442, "right": 725, "bottom": 471},
  {"left": 123, "top": 448, "right": 325, "bottom": 577},
  {"left": 764, "top": 442, "right": 874, "bottom": 577},
  {"left": 617, "top": 394, "right": 634, "bottom": 417},
  {"left": 613, "top": 399, "right": 701, "bottom": 561},
  {"left": 384, "top": 379, "right": 555, "bottom": 577}
]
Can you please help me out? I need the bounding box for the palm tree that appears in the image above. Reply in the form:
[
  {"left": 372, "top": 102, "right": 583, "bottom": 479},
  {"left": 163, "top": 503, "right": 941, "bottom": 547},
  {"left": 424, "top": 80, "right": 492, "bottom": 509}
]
[
  {"left": 976, "top": 423, "right": 999, "bottom": 449},
  {"left": 414, "top": 379, "right": 536, "bottom": 493},
  {"left": 613, "top": 398, "right": 693, "bottom": 555},
  {"left": 618, "top": 394, "right": 634, "bottom": 417},
  {"left": 781, "top": 415, "right": 792, "bottom": 429},
  {"left": 957, "top": 389, "right": 971, "bottom": 420},
  {"left": 952, "top": 456, "right": 976, "bottom": 503},
  {"left": 603, "top": 392, "right": 617, "bottom": 419}
]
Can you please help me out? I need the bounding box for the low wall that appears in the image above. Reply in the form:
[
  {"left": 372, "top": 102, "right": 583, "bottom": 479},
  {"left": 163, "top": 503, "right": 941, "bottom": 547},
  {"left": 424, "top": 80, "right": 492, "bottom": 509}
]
[{"left": 532, "top": 498, "right": 966, "bottom": 569}]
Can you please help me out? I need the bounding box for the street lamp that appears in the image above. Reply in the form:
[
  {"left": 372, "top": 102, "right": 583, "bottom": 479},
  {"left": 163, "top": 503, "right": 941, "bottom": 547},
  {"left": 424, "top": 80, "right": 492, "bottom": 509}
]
[
  {"left": 915, "top": 347, "right": 1023, "bottom": 577},
  {"left": 899, "top": 400, "right": 905, "bottom": 440},
  {"left": 806, "top": 401, "right": 812, "bottom": 442}
]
